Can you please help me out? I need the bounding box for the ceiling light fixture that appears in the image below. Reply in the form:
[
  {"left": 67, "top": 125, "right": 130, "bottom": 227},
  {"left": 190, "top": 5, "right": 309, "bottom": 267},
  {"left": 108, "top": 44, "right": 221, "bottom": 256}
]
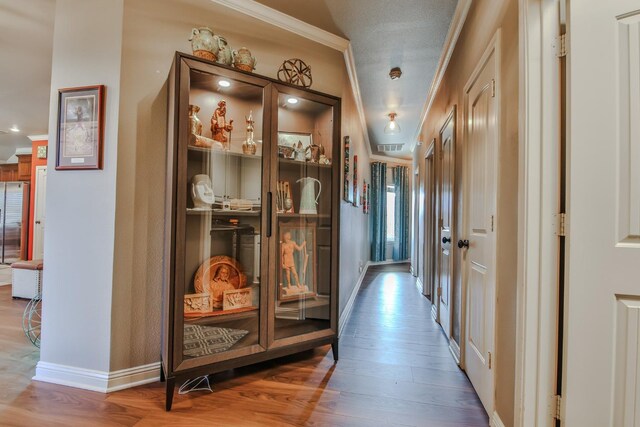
[
  {"left": 9, "top": 125, "right": 20, "bottom": 133},
  {"left": 218, "top": 79, "right": 231, "bottom": 88},
  {"left": 384, "top": 113, "right": 400, "bottom": 134},
  {"left": 389, "top": 67, "right": 402, "bottom": 80},
  {"left": 286, "top": 97, "right": 299, "bottom": 105}
]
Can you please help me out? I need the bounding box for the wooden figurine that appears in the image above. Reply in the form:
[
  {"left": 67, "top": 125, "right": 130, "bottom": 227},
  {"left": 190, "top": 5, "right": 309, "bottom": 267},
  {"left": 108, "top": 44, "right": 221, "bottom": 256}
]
[{"left": 211, "top": 100, "right": 234, "bottom": 149}]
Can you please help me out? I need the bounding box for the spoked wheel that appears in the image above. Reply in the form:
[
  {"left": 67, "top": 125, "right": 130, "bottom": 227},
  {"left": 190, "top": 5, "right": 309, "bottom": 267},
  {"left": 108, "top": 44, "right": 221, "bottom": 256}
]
[{"left": 22, "top": 294, "right": 42, "bottom": 348}]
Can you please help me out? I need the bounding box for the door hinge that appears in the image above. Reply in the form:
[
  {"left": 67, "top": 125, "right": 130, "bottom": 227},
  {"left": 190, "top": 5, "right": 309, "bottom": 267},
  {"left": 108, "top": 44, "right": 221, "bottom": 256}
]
[
  {"left": 556, "top": 34, "right": 567, "bottom": 57},
  {"left": 552, "top": 395, "right": 563, "bottom": 420},
  {"left": 488, "top": 352, "right": 492, "bottom": 369},
  {"left": 490, "top": 215, "right": 494, "bottom": 232},
  {"left": 491, "top": 79, "right": 496, "bottom": 97},
  {"left": 557, "top": 212, "right": 567, "bottom": 237},
  {"left": 437, "top": 287, "right": 442, "bottom": 297}
]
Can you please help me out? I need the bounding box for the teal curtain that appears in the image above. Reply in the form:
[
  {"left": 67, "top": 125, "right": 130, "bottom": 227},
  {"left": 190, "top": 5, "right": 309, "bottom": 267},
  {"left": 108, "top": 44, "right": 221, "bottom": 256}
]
[
  {"left": 370, "top": 162, "right": 387, "bottom": 262},
  {"left": 393, "top": 166, "right": 409, "bottom": 261}
]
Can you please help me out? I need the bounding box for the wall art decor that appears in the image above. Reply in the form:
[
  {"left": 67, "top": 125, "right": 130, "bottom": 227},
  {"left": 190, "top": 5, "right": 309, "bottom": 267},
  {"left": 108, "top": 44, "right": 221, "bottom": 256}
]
[
  {"left": 55, "top": 85, "right": 105, "bottom": 170},
  {"left": 278, "top": 131, "right": 312, "bottom": 161},
  {"left": 352, "top": 154, "right": 359, "bottom": 207},
  {"left": 279, "top": 223, "right": 317, "bottom": 302},
  {"left": 362, "top": 180, "right": 368, "bottom": 214},
  {"left": 277, "top": 58, "right": 313, "bottom": 88},
  {"left": 36, "top": 145, "right": 48, "bottom": 159},
  {"left": 343, "top": 136, "right": 351, "bottom": 202}
]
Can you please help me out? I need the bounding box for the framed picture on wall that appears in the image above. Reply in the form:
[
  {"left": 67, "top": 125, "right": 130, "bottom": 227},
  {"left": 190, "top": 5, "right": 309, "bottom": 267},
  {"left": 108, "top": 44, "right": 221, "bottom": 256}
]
[
  {"left": 55, "top": 85, "right": 105, "bottom": 170},
  {"left": 343, "top": 136, "right": 351, "bottom": 202},
  {"left": 352, "top": 154, "right": 359, "bottom": 207}
]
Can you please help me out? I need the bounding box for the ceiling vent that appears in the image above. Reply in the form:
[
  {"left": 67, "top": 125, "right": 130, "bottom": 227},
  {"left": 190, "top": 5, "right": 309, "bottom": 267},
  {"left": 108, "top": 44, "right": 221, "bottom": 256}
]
[{"left": 377, "top": 144, "right": 404, "bottom": 153}]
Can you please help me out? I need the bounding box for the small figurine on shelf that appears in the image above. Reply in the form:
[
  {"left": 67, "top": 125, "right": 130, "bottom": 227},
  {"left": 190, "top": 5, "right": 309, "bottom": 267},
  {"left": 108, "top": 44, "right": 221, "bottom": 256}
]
[
  {"left": 305, "top": 142, "right": 324, "bottom": 163},
  {"left": 242, "top": 110, "right": 257, "bottom": 155},
  {"left": 211, "top": 100, "right": 234, "bottom": 149},
  {"left": 281, "top": 231, "right": 307, "bottom": 289},
  {"left": 294, "top": 141, "right": 306, "bottom": 162}
]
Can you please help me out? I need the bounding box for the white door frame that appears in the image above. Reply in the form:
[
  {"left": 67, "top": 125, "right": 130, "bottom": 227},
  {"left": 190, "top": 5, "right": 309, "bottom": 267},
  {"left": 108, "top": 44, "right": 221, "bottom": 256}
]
[
  {"left": 515, "top": 0, "right": 562, "bottom": 426},
  {"left": 33, "top": 165, "right": 47, "bottom": 260}
]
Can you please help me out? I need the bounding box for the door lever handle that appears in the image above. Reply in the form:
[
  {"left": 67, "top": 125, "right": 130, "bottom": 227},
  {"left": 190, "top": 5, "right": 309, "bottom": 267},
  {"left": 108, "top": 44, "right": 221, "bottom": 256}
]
[
  {"left": 457, "top": 239, "right": 469, "bottom": 249},
  {"left": 442, "top": 236, "right": 451, "bottom": 244}
]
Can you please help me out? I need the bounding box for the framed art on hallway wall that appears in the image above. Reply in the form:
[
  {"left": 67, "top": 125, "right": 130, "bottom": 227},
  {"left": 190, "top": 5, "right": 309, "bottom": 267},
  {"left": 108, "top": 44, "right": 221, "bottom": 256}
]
[
  {"left": 343, "top": 136, "right": 352, "bottom": 202},
  {"left": 55, "top": 85, "right": 105, "bottom": 170}
]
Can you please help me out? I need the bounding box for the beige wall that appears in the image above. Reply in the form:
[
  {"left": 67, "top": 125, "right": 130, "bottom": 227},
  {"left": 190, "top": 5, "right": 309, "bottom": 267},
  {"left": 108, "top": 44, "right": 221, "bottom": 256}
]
[
  {"left": 413, "top": 0, "right": 518, "bottom": 424},
  {"left": 111, "top": 0, "right": 370, "bottom": 370}
]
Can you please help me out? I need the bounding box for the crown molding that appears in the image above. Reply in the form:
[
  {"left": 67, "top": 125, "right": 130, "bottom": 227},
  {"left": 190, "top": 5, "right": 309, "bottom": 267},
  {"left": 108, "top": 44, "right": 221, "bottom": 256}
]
[
  {"left": 410, "top": 0, "right": 472, "bottom": 153},
  {"left": 28, "top": 134, "right": 49, "bottom": 141},
  {"left": 209, "top": 0, "right": 349, "bottom": 51},
  {"left": 210, "top": 0, "right": 415, "bottom": 162}
]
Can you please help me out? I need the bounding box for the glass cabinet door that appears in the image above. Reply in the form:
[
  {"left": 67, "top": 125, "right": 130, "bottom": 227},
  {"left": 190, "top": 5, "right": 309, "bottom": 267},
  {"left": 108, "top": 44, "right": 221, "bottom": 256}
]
[
  {"left": 271, "top": 86, "right": 337, "bottom": 343},
  {"left": 177, "top": 63, "right": 269, "bottom": 369}
]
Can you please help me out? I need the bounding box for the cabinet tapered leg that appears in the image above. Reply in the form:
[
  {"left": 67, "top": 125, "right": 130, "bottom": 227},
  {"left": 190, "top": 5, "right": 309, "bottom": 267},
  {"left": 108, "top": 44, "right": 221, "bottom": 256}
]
[
  {"left": 331, "top": 339, "right": 339, "bottom": 362},
  {"left": 165, "top": 377, "right": 175, "bottom": 411},
  {"left": 159, "top": 364, "right": 165, "bottom": 383}
]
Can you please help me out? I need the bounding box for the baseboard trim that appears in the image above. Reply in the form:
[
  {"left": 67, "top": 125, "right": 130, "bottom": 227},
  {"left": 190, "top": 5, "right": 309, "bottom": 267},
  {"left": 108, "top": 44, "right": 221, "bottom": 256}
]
[
  {"left": 449, "top": 338, "right": 461, "bottom": 366},
  {"left": 338, "top": 261, "right": 371, "bottom": 338},
  {"left": 490, "top": 411, "right": 506, "bottom": 427},
  {"left": 34, "top": 361, "right": 160, "bottom": 393}
]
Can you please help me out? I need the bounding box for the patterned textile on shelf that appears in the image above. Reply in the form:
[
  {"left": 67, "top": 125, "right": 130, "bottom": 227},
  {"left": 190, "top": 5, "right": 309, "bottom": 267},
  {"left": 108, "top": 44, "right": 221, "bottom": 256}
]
[
  {"left": 370, "top": 161, "right": 387, "bottom": 262},
  {"left": 392, "top": 165, "right": 410, "bottom": 261},
  {"left": 183, "top": 324, "right": 248, "bottom": 358}
]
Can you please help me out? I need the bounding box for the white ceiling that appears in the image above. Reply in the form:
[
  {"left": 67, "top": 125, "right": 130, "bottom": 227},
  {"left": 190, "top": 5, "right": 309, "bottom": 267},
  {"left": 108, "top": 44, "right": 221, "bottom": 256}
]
[
  {"left": 256, "top": 0, "right": 458, "bottom": 159},
  {"left": 0, "top": 0, "right": 457, "bottom": 161},
  {"left": 0, "top": 0, "right": 55, "bottom": 160}
]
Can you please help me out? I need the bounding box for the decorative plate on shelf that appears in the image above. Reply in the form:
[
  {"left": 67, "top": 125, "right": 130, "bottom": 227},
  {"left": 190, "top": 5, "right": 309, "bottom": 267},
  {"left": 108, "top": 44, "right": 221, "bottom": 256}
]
[{"left": 193, "top": 256, "right": 247, "bottom": 309}]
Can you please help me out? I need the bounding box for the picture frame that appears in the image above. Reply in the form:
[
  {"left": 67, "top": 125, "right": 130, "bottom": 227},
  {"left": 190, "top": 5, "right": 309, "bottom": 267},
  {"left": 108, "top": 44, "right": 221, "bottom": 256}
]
[
  {"left": 352, "top": 154, "right": 359, "bottom": 207},
  {"left": 278, "top": 131, "right": 312, "bottom": 162},
  {"left": 56, "top": 85, "right": 105, "bottom": 170},
  {"left": 278, "top": 223, "right": 317, "bottom": 302},
  {"left": 343, "top": 136, "right": 351, "bottom": 202}
]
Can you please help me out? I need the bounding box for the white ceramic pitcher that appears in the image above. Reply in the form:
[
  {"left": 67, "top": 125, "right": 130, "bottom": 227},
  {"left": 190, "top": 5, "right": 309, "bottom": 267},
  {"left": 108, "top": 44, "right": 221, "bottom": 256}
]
[{"left": 297, "top": 177, "right": 321, "bottom": 214}]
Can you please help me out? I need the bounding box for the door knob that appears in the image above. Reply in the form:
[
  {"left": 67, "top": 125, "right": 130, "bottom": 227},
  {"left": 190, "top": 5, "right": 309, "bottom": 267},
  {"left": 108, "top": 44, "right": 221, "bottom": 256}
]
[
  {"left": 458, "top": 239, "right": 469, "bottom": 249},
  {"left": 442, "top": 236, "right": 451, "bottom": 244}
]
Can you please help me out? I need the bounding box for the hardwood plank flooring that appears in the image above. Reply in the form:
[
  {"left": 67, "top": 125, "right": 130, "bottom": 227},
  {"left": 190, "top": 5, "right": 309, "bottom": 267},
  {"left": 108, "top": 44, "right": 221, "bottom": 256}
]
[{"left": 0, "top": 265, "right": 488, "bottom": 426}]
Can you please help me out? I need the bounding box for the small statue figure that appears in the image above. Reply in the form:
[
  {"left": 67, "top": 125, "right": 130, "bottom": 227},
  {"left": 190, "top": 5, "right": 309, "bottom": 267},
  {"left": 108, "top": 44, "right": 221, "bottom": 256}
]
[
  {"left": 281, "top": 231, "right": 307, "bottom": 289},
  {"left": 305, "top": 142, "right": 324, "bottom": 163},
  {"left": 294, "top": 140, "right": 306, "bottom": 162},
  {"left": 211, "top": 100, "right": 234, "bottom": 149},
  {"left": 242, "top": 110, "right": 257, "bottom": 155}
]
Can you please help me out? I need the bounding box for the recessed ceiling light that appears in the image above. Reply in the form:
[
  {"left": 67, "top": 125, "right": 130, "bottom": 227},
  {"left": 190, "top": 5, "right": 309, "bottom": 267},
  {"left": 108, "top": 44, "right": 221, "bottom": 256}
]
[
  {"left": 286, "top": 97, "right": 298, "bottom": 104},
  {"left": 9, "top": 125, "right": 20, "bottom": 133},
  {"left": 219, "top": 79, "right": 231, "bottom": 88}
]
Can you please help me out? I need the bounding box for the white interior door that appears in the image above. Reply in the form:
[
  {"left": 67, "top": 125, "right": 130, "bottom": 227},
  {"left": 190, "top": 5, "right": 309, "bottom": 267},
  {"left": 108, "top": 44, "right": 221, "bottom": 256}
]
[
  {"left": 564, "top": 2, "right": 640, "bottom": 425},
  {"left": 438, "top": 109, "right": 455, "bottom": 339},
  {"left": 462, "top": 33, "right": 498, "bottom": 414},
  {"left": 33, "top": 166, "right": 47, "bottom": 260}
]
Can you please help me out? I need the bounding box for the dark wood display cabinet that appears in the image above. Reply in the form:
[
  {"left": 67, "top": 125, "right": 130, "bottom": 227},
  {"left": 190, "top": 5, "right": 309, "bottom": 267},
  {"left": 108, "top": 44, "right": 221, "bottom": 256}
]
[{"left": 162, "top": 52, "right": 340, "bottom": 410}]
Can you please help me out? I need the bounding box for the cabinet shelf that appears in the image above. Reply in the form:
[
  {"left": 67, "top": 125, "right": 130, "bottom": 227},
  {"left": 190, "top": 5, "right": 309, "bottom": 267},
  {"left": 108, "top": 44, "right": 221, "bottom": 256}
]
[
  {"left": 277, "top": 213, "right": 330, "bottom": 219},
  {"left": 187, "top": 208, "right": 260, "bottom": 217},
  {"left": 278, "top": 158, "right": 332, "bottom": 169},
  {"left": 188, "top": 145, "right": 262, "bottom": 161},
  {"left": 185, "top": 307, "right": 259, "bottom": 324}
]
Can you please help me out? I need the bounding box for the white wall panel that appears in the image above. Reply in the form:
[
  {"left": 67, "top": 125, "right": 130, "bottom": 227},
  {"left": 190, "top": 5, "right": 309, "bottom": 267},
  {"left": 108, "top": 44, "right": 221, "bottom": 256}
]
[{"left": 617, "top": 12, "right": 640, "bottom": 246}]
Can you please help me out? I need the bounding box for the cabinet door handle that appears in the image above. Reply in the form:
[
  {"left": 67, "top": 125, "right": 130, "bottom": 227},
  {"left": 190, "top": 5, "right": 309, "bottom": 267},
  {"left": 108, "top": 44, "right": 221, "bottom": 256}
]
[{"left": 266, "top": 192, "right": 272, "bottom": 237}]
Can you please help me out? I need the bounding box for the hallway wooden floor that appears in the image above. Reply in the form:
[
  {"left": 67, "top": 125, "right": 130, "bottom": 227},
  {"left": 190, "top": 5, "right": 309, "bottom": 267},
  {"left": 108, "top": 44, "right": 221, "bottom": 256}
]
[{"left": 0, "top": 266, "right": 488, "bottom": 426}]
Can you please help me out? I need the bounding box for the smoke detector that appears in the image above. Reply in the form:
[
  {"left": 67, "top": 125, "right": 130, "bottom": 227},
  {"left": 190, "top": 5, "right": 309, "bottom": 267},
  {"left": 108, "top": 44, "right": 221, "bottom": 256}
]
[{"left": 389, "top": 67, "right": 402, "bottom": 80}]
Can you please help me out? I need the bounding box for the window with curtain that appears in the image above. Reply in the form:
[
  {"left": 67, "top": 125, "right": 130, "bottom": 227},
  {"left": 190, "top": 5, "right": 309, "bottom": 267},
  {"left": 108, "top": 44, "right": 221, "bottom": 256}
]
[{"left": 386, "top": 186, "right": 395, "bottom": 242}]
